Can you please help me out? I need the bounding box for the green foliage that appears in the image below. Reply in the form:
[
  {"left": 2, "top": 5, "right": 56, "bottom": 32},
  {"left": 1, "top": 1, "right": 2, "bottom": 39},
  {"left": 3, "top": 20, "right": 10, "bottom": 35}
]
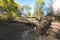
[
  {"left": 0, "top": 0, "right": 4, "bottom": 7},
  {"left": 33, "top": 0, "right": 44, "bottom": 19},
  {"left": 0, "top": 13, "right": 9, "bottom": 21},
  {"left": 22, "top": 5, "right": 31, "bottom": 14},
  {"left": 33, "top": 9, "right": 43, "bottom": 19},
  {"left": 22, "top": 5, "right": 31, "bottom": 17},
  {"left": 23, "top": 5, "right": 31, "bottom": 11},
  {"left": 26, "top": 12, "right": 31, "bottom": 17},
  {"left": 36, "top": 0, "right": 44, "bottom": 6},
  {"left": 0, "top": 0, "right": 20, "bottom": 21}
]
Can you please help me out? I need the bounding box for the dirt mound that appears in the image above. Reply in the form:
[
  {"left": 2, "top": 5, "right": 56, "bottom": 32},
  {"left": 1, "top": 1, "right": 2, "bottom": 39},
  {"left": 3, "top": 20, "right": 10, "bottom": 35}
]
[
  {"left": 0, "top": 22, "right": 36, "bottom": 40},
  {"left": 0, "top": 17, "right": 60, "bottom": 40}
]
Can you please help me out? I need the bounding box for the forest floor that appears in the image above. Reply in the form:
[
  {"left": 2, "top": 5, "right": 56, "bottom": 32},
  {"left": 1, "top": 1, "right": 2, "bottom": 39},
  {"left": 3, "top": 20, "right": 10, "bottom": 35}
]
[{"left": 0, "top": 19, "right": 60, "bottom": 40}]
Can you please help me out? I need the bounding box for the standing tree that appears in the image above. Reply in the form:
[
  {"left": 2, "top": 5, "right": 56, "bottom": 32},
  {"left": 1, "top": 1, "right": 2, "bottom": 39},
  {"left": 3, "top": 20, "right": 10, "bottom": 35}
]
[
  {"left": 33, "top": 0, "right": 44, "bottom": 19},
  {"left": 47, "top": 0, "right": 54, "bottom": 16},
  {"left": 22, "top": 5, "right": 31, "bottom": 17}
]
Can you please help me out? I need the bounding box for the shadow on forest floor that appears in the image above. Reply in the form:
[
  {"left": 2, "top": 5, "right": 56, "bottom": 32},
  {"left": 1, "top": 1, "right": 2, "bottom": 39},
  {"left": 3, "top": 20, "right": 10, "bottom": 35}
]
[{"left": 0, "top": 18, "right": 60, "bottom": 40}]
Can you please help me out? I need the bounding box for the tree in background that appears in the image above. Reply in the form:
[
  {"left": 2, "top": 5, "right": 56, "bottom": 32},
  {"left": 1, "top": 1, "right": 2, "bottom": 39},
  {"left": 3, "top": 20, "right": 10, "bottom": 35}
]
[
  {"left": 42, "top": 0, "right": 60, "bottom": 22},
  {"left": 16, "top": 3, "right": 22, "bottom": 17},
  {"left": 22, "top": 5, "right": 31, "bottom": 17},
  {"left": 36, "top": 0, "right": 44, "bottom": 6},
  {"left": 33, "top": 0, "right": 44, "bottom": 19},
  {"left": 46, "top": 0, "right": 54, "bottom": 16}
]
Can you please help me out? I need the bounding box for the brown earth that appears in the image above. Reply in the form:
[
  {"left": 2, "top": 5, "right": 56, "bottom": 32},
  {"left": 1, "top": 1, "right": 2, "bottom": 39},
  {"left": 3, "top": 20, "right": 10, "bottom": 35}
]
[{"left": 0, "top": 18, "right": 60, "bottom": 40}]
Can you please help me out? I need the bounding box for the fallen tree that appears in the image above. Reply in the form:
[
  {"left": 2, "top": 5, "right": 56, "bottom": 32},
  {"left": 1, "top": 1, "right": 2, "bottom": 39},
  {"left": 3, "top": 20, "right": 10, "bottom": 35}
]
[{"left": 0, "top": 16, "right": 60, "bottom": 40}]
